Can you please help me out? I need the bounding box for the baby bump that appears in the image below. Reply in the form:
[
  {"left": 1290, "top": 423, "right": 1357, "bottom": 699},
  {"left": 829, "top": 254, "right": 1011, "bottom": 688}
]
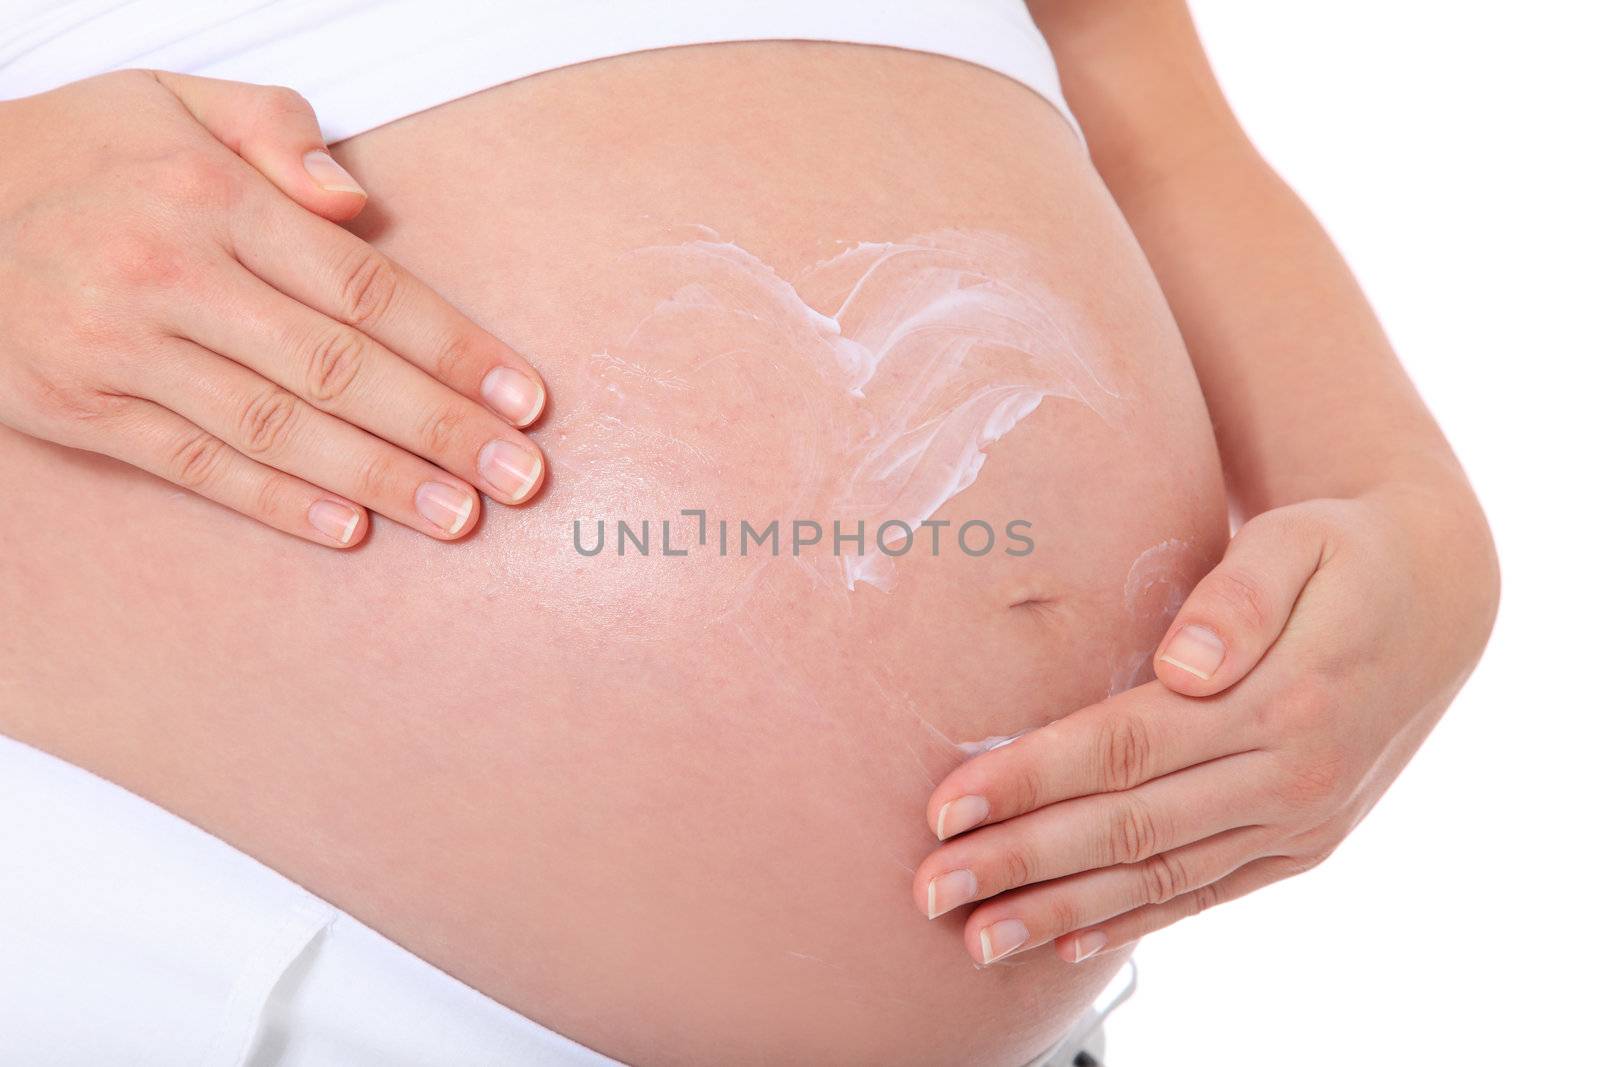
[{"left": 0, "top": 43, "right": 1227, "bottom": 1066}]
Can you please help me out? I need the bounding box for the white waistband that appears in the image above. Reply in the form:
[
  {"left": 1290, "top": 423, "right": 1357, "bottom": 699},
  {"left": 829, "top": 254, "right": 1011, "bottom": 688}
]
[
  {"left": 0, "top": 733, "right": 622, "bottom": 1066},
  {"left": 0, "top": 0, "right": 1079, "bottom": 142}
]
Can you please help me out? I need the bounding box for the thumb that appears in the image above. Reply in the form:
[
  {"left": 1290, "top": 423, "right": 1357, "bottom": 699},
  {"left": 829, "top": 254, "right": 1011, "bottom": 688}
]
[
  {"left": 1153, "top": 509, "right": 1326, "bottom": 696},
  {"left": 151, "top": 71, "right": 366, "bottom": 222}
]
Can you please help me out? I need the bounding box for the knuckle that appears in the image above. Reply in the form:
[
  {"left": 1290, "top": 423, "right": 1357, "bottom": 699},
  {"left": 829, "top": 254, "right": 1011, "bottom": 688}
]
[
  {"left": 332, "top": 247, "right": 398, "bottom": 329},
  {"left": 1044, "top": 893, "right": 1084, "bottom": 936},
  {"left": 1254, "top": 678, "right": 1334, "bottom": 738},
  {"left": 996, "top": 840, "right": 1039, "bottom": 890},
  {"left": 1006, "top": 759, "right": 1046, "bottom": 817},
  {"left": 434, "top": 330, "right": 480, "bottom": 384},
  {"left": 252, "top": 470, "right": 295, "bottom": 519},
  {"left": 169, "top": 431, "right": 228, "bottom": 489},
  {"left": 99, "top": 230, "right": 188, "bottom": 290},
  {"left": 1207, "top": 569, "right": 1273, "bottom": 635},
  {"left": 252, "top": 85, "right": 313, "bottom": 123},
  {"left": 1097, "top": 714, "right": 1152, "bottom": 792},
  {"left": 417, "top": 404, "right": 468, "bottom": 458},
  {"left": 1139, "top": 852, "right": 1190, "bottom": 905},
  {"left": 1187, "top": 880, "right": 1223, "bottom": 917},
  {"left": 1293, "top": 680, "right": 1337, "bottom": 724},
  {"left": 351, "top": 452, "right": 399, "bottom": 502},
  {"left": 237, "top": 389, "right": 298, "bottom": 456},
  {"left": 1108, "top": 796, "right": 1160, "bottom": 865},
  {"left": 304, "top": 327, "right": 366, "bottom": 404}
]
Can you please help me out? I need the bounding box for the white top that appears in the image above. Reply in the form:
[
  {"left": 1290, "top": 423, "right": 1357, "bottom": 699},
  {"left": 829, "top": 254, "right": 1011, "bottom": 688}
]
[{"left": 0, "top": 0, "right": 1079, "bottom": 142}]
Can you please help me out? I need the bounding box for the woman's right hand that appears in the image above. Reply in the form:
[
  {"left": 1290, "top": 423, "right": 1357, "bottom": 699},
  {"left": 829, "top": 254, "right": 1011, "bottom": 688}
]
[{"left": 0, "top": 70, "right": 549, "bottom": 546}]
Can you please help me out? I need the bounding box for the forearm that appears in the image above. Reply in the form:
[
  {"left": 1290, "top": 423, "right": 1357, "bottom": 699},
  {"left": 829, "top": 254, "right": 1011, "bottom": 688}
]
[
  {"left": 1033, "top": 1, "right": 1476, "bottom": 518},
  {"left": 1112, "top": 142, "right": 1475, "bottom": 522}
]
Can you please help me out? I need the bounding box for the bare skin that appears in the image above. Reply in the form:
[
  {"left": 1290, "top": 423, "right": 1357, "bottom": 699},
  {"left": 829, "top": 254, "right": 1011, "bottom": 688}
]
[{"left": 0, "top": 45, "right": 1225, "bottom": 1066}]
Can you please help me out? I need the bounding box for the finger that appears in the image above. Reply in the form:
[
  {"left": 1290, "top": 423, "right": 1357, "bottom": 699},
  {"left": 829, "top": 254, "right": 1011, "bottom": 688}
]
[
  {"left": 181, "top": 259, "right": 545, "bottom": 508},
  {"left": 150, "top": 71, "right": 367, "bottom": 221},
  {"left": 136, "top": 338, "right": 483, "bottom": 540},
  {"left": 1153, "top": 509, "right": 1326, "bottom": 696},
  {"left": 918, "top": 753, "right": 1271, "bottom": 918},
  {"left": 927, "top": 681, "right": 1248, "bottom": 839},
  {"left": 226, "top": 193, "right": 547, "bottom": 427},
  {"left": 955, "top": 827, "right": 1267, "bottom": 966},
  {"left": 1052, "top": 854, "right": 1299, "bottom": 964},
  {"left": 88, "top": 394, "right": 367, "bottom": 548}
]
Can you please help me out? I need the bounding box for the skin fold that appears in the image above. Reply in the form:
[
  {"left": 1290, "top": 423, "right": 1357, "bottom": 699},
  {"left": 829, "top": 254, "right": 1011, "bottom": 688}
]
[{"left": 0, "top": 43, "right": 1227, "bottom": 1066}]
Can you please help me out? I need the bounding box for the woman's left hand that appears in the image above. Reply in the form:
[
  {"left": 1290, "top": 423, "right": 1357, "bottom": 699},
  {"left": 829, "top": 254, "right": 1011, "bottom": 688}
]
[{"left": 913, "top": 490, "right": 1497, "bottom": 966}]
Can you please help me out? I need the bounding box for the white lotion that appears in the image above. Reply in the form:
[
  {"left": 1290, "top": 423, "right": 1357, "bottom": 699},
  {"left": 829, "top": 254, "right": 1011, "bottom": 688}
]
[{"left": 601, "top": 229, "right": 1119, "bottom": 591}]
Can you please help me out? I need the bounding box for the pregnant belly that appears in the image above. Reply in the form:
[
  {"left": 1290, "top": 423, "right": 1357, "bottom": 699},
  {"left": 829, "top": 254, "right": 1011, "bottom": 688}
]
[{"left": 0, "top": 44, "right": 1227, "bottom": 1066}]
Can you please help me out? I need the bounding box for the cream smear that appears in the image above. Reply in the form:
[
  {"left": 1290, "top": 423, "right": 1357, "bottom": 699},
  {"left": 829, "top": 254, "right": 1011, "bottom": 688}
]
[
  {"left": 567, "top": 229, "right": 1119, "bottom": 593},
  {"left": 1105, "top": 538, "right": 1202, "bottom": 697}
]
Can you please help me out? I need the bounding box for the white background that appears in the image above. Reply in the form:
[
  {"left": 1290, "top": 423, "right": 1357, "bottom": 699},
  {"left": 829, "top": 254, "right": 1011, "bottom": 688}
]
[{"left": 1112, "top": 3, "right": 1598, "bottom": 1064}]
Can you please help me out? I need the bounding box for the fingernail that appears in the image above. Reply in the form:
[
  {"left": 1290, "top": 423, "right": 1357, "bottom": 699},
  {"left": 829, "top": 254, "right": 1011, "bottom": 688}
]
[
  {"left": 1070, "top": 929, "right": 1109, "bottom": 963},
  {"left": 415, "top": 481, "right": 474, "bottom": 535},
  {"left": 308, "top": 499, "right": 359, "bottom": 545},
  {"left": 1159, "top": 624, "right": 1225, "bottom": 680},
  {"left": 936, "top": 795, "right": 989, "bottom": 840},
  {"left": 978, "top": 919, "right": 1030, "bottom": 964},
  {"left": 303, "top": 149, "right": 365, "bottom": 195},
  {"left": 927, "top": 869, "right": 978, "bottom": 919},
  {"left": 481, "top": 366, "right": 545, "bottom": 427},
  {"left": 477, "top": 440, "right": 543, "bottom": 503}
]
